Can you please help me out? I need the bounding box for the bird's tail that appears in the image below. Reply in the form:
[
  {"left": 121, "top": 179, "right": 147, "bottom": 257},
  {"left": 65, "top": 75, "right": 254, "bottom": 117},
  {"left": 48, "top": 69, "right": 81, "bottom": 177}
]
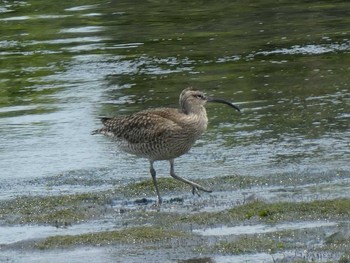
[
  {"left": 91, "top": 129, "right": 102, "bottom": 135},
  {"left": 91, "top": 117, "right": 113, "bottom": 135}
]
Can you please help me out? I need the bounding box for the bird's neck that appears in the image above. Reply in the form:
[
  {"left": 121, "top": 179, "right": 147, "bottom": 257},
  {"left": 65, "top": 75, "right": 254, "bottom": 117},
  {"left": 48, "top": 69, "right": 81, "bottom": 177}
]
[{"left": 186, "top": 106, "right": 208, "bottom": 136}]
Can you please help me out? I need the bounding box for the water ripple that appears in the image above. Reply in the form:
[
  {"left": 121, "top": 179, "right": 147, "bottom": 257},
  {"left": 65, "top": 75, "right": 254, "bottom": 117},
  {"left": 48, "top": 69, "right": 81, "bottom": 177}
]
[
  {"left": 257, "top": 41, "right": 350, "bottom": 56},
  {"left": 216, "top": 40, "right": 350, "bottom": 63},
  {"left": 0, "top": 14, "right": 72, "bottom": 21}
]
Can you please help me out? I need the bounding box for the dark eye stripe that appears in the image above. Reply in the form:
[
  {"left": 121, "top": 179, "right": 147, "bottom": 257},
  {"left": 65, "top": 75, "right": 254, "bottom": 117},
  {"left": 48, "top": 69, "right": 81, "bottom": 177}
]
[{"left": 194, "top": 94, "right": 205, "bottom": 99}]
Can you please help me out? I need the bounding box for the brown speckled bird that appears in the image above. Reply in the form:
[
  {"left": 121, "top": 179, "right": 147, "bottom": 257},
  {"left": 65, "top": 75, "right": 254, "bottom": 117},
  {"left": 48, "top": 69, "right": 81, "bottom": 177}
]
[{"left": 92, "top": 88, "right": 240, "bottom": 205}]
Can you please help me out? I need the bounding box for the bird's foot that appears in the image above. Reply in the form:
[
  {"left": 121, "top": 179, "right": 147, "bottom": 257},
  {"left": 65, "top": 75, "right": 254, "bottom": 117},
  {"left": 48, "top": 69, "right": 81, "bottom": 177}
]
[
  {"left": 192, "top": 186, "right": 201, "bottom": 196},
  {"left": 156, "top": 196, "right": 163, "bottom": 206},
  {"left": 150, "top": 196, "right": 162, "bottom": 211},
  {"left": 191, "top": 184, "right": 212, "bottom": 196}
]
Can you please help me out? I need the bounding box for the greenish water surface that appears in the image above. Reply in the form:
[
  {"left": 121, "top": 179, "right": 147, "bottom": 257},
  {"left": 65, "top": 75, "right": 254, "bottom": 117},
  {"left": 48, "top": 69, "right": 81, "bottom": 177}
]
[{"left": 1, "top": 0, "right": 349, "bottom": 183}]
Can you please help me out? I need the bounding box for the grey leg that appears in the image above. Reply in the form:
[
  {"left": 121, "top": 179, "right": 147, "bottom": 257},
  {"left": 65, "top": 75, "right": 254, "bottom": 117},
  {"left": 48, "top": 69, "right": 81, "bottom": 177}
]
[
  {"left": 150, "top": 161, "right": 162, "bottom": 205},
  {"left": 169, "top": 159, "right": 212, "bottom": 196}
]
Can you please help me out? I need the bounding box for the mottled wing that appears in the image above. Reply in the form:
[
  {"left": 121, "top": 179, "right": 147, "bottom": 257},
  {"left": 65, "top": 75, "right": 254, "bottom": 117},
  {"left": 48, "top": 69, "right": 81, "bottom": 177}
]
[{"left": 96, "top": 109, "right": 183, "bottom": 144}]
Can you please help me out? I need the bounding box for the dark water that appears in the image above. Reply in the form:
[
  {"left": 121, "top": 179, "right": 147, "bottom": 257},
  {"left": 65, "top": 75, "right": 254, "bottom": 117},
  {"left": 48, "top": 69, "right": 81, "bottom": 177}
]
[{"left": 1, "top": 0, "right": 350, "bottom": 261}]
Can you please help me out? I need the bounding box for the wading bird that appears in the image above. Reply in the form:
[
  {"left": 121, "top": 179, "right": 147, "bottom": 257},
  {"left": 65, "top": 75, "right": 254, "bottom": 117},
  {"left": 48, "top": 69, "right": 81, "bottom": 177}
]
[{"left": 92, "top": 88, "right": 240, "bottom": 205}]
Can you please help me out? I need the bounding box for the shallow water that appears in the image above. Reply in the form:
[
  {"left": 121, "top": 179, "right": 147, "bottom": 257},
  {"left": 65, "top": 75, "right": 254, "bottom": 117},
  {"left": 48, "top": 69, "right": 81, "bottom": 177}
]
[
  {"left": 193, "top": 221, "right": 336, "bottom": 236},
  {"left": 0, "top": 220, "right": 116, "bottom": 245},
  {"left": 1, "top": 0, "right": 350, "bottom": 262},
  {"left": 1, "top": 0, "right": 349, "bottom": 186}
]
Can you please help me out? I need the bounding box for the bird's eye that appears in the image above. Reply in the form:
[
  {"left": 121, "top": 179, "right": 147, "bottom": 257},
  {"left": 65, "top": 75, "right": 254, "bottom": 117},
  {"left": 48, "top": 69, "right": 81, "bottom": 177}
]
[{"left": 194, "top": 94, "right": 205, "bottom": 100}]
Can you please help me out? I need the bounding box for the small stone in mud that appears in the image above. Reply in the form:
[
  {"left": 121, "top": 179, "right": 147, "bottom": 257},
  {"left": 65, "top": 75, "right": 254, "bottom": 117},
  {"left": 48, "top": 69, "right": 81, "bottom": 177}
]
[
  {"left": 168, "top": 197, "right": 184, "bottom": 204},
  {"left": 178, "top": 257, "right": 215, "bottom": 263},
  {"left": 134, "top": 198, "right": 152, "bottom": 205}
]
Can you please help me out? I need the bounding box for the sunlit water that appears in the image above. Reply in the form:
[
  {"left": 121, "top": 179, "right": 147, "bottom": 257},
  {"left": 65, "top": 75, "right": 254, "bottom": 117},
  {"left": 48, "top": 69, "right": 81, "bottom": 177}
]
[
  {"left": 1, "top": 1, "right": 349, "bottom": 191},
  {"left": 193, "top": 221, "right": 336, "bottom": 236},
  {"left": 1, "top": 0, "right": 350, "bottom": 261}
]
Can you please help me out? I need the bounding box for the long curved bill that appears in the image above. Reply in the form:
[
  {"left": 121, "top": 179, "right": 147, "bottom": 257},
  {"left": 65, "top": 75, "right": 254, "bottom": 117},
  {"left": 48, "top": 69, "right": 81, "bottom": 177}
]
[{"left": 207, "top": 96, "right": 241, "bottom": 112}]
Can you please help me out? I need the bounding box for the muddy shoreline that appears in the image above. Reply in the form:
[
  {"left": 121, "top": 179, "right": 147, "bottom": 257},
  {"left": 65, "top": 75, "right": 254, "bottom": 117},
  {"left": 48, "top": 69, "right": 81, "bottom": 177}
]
[{"left": 1, "top": 170, "right": 350, "bottom": 262}]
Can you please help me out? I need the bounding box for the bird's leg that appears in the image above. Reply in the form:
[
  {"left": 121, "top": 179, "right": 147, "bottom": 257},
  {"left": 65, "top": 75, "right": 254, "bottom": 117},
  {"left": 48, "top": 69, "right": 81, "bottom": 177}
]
[
  {"left": 150, "top": 161, "right": 162, "bottom": 205},
  {"left": 169, "top": 159, "right": 212, "bottom": 196}
]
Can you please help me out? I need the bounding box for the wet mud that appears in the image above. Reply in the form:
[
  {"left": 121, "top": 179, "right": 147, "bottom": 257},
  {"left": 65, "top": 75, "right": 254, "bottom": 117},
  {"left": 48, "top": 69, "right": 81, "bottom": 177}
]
[{"left": 1, "top": 170, "right": 350, "bottom": 262}]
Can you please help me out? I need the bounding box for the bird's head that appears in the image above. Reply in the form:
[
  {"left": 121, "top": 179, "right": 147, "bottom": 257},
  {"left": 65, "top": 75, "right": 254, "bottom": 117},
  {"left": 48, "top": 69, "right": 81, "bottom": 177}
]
[{"left": 179, "top": 88, "right": 240, "bottom": 114}]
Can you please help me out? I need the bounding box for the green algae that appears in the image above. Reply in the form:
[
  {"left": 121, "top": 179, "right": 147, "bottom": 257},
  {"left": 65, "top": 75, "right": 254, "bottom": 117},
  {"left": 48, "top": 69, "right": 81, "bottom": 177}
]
[
  {"left": 197, "top": 225, "right": 349, "bottom": 260},
  {"left": 35, "top": 226, "right": 187, "bottom": 249},
  {"left": 0, "top": 192, "right": 110, "bottom": 224},
  {"left": 1, "top": 184, "right": 350, "bottom": 261},
  {"left": 2, "top": 177, "right": 350, "bottom": 227},
  {"left": 123, "top": 177, "right": 186, "bottom": 197},
  {"left": 230, "top": 199, "right": 350, "bottom": 222},
  {"left": 213, "top": 235, "right": 285, "bottom": 254},
  {"left": 183, "top": 199, "right": 350, "bottom": 225}
]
